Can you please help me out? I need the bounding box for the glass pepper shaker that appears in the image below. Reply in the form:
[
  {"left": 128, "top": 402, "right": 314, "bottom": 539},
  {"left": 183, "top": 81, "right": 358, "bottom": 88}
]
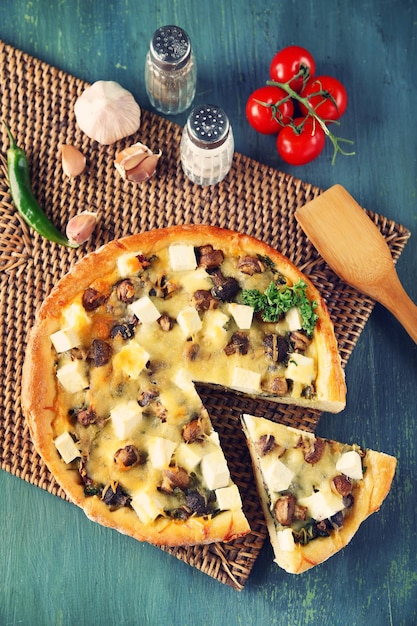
[
  {"left": 180, "top": 104, "right": 234, "bottom": 186},
  {"left": 144, "top": 25, "right": 197, "bottom": 115}
]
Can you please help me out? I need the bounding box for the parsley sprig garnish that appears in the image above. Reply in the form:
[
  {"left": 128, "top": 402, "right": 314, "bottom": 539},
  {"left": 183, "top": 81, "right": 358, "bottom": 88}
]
[{"left": 241, "top": 280, "right": 318, "bottom": 336}]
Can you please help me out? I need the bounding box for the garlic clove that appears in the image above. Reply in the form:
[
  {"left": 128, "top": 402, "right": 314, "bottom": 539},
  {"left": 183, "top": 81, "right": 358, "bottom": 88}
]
[
  {"left": 118, "top": 151, "right": 151, "bottom": 172},
  {"left": 115, "top": 142, "right": 161, "bottom": 183},
  {"left": 74, "top": 81, "right": 141, "bottom": 145},
  {"left": 126, "top": 154, "right": 162, "bottom": 182},
  {"left": 61, "top": 144, "right": 86, "bottom": 177},
  {"left": 66, "top": 211, "right": 98, "bottom": 245}
]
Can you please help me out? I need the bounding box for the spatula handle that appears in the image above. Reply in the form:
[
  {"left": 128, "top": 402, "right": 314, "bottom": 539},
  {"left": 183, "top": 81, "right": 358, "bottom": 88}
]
[{"left": 377, "top": 270, "right": 417, "bottom": 344}]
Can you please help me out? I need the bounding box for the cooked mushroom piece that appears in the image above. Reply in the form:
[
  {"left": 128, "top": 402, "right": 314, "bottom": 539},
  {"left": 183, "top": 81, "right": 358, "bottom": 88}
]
[
  {"left": 160, "top": 466, "right": 190, "bottom": 493},
  {"left": 224, "top": 331, "right": 249, "bottom": 355},
  {"left": 191, "top": 289, "right": 218, "bottom": 311},
  {"left": 237, "top": 255, "right": 265, "bottom": 275},
  {"left": 114, "top": 444, "right": 143, "bottom": 470},
  {"left": 185, "top": 490, "right": 209, "bottom": 516},
  {"left": 210, "top": 269, "right": 240, "bottom": 302},
  {"left": 138, "top": 388, "right": 159, "bottom": 407},
  {"left": 87, "top": 339, "right": 112, "bottom": 367},
  {"left": 182, "top": 418, "right": 206, "bottom": 443},
  {"left": 157, "top": 313, "right": 175, "bottom": 331},
  {"left": 268, "top": 376, "right": 289, "bottom": 396},
  {"left": 263, "top": 334, "right": 290, "bottom": 363},
  {"left": 102, "top": 483, "right": 131, "bottom": 508},
  {"left": 274, "top": 493, "right": 296, "bottom": 526},
  {"left": 76, "top": 406, "right": 98, "bottom": 426},
  {"left": 115, "top": 279, "right": 136, "bottom": 303},
  {"left": 82, "top": 287, "right": 108, "bottom": 311},
  {"left": 332, "top": 474, "right": 352, "bottom": 496},
  {"left": 197, "top": 247, "right": 224, "bottom": 270},
  {"left": 290, "top": 330, "right": 311, "bottom": 352},
  {"left": 303, "top": 437, "right": 326, "bottom": 464},
  {"left": 184, "top": 342, "right": 200, "bottom": 361},
  {"left": 255, "top": 434, "right": 276, "bottom": 456},
  {"left": 154, "top": 401, "right": 168, "bottom": 423},
  {"left": 149, "top": 274, "right": 177, "bottom": 299},
  {"left": 110, "top": 322, "right": 136, "bottom": 340}
]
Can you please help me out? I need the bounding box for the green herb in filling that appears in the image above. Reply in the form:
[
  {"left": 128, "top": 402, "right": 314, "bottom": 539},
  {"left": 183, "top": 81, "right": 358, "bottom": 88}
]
[{"left": 241, "top": 279, "right": 318, "bottom": 335}]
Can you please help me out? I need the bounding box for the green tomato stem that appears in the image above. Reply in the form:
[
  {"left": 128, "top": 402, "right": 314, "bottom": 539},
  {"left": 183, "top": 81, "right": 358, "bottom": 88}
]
[{"left": 265, "top": 68, "right": 355, "bottom": 165}]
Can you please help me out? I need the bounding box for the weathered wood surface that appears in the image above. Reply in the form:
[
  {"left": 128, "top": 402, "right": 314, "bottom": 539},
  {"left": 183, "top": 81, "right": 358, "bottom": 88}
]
[{"left": 0, "top": 1, "right": 416, "bottom": 624}]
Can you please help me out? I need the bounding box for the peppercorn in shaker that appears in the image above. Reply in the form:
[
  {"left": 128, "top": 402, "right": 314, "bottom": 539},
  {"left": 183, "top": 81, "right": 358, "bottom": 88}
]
[
  {"left": 145, "top": 25, "right": 196, "bottom": 115},
  {"left": 180, "top": 104, "right": 234, "bottom": 186}
]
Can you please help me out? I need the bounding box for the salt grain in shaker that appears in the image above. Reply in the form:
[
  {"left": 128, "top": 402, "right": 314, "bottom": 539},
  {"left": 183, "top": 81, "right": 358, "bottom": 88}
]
[
  {"left": 145, "top": 25, "right": 196, "bottom": 115},
  {"left": 180, "top": 104, "right": 234, "bottom": 186}
]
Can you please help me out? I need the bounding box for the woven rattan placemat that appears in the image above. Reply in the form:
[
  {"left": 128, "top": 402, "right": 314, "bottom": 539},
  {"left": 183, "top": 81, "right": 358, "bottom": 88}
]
[{"left": 0, "top": 40, "right": 411, "bottom": 590}]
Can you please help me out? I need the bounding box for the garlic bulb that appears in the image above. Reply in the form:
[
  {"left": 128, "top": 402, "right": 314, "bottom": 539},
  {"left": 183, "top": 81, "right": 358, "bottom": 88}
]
[
  {"left": 115, "top": 142, "right": 162, "bottom": 183},
  {"left": 66, "top": 211, "right": 98, "bottom": 245},
  {"left": 61, "top": 144, "right": 86, "bottom": 177},
  {"left": 74, "top": 81, "right": 141, "bottom": 145}
]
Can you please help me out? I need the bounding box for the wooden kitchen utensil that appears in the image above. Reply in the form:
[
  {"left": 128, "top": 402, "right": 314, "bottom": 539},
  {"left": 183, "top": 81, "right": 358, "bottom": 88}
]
[{"left": 295, "top": 184, "right": 417, "bottom": 343}]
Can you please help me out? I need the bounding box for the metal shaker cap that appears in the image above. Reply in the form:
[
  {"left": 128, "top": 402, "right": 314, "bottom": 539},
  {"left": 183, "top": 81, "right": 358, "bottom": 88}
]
[
  {"left": 150, "top": 25, "right": 191, "bottom": 70},
  {"left": 186, "top": 104, "right": 230, "bottom": 149}
]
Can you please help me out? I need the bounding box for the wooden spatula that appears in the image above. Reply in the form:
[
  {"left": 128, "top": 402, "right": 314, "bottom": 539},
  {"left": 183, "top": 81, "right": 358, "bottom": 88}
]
[{"left": 295, "top": 184, "right": 417, "bottom": 343}]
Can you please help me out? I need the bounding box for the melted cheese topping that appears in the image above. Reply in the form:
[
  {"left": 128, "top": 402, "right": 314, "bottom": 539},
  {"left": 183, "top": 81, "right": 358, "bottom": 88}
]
[{"left": 50, "top": 243, "right": 320, "bottom": 525}]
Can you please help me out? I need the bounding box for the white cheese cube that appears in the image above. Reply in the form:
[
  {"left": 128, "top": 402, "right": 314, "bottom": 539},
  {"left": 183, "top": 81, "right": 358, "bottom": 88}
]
[
  {"left": 131, "top": 491, "right": 164, "bottom": 524},
  {"left": 172, "top": 368, "right": 200, "bottom": 401},
  {"left": 63, "top": 303, "right": 91, "bottom": 329},
  {"left": 148, "top": 437, "right": 177, "bottom": 469},
  {"left": 174, "top": 442, "right": 203, "bottom": 472},
  {"left": 117, "top": 252, "right": 142, "bottom": 277},
  {"left": 113, "top": 341, "right": 149, "bottom": 379},
  {"left": 56, "top": 360, "right": 88, "bottom": 393},
  {"left": 201, "top": 449, "right": 230, "bottom": 490},
  {"left": 129, "top": 295, "right": 161, "bottom": 324},
  {"left": 336, "top": 450, "right": 363, "bottom": 480},
  {"left": 285, "top": 306, "right": 303, "bottom": 332},
  {"left": 231, "top": 366, "right": 261, "bottom": 394},
  {"left": 177, "top": 267, "right": 212, "bottom": 293},
  {"left": 53, "top": 431, "right": 80, "bottom": 464},
  {"left": 298, "top": 489, "right": 345, "bottom": 522},
  {"left": 168, "top": 244, "right": 197, "bottom": 272},
  {"left": 177, "top": 306, "right": 202, "bottom": 338},
  {"left": 50, "top": 328, "right": 81, "bottom": 353},
  {"left": 215, "top": 484, "right": 242, "bottom": 511},
  {"left": 110, "top": 400, "right": 143, "bottom": 440},
  {"left": 277, "top": 528, "right": 296, "bottom": 552},
  {"left": 285, "top": 353, "right": 315, "bottom": 385},
  {"left": 227, "top": 303, "right": 254, "bottom": 330},
  {"left": 260, "top": 455, "right": 294, "bottom": 493}
]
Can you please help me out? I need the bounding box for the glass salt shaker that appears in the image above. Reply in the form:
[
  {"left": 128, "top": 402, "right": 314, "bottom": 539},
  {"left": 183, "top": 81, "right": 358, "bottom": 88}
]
[
  {"left": 144, "top": 25, "right": 197, "bottom": 115},
  {"left": 180, "top": 104, "right": 234, "bottom": 186}
]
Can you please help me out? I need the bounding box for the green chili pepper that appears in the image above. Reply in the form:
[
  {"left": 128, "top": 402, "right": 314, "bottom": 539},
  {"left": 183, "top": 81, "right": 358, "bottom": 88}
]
[{"left": 3, "top": 121, "right": 78, "bottom": 247}]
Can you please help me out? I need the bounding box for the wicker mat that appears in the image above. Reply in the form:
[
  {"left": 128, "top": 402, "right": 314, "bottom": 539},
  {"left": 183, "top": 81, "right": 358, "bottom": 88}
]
[{"left": 0, "top": 40, "right": 411, "bottom": 590}]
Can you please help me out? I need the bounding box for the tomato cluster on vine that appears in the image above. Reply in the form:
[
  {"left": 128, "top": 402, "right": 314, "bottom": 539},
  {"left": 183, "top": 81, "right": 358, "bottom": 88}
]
[{"left": 246, "top": 46, "right": 354, "bottom": 166}]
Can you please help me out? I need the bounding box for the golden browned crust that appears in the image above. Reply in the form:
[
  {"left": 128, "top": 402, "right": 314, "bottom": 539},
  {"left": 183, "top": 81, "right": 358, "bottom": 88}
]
[{"left": 22, "top": 225, "right": 345, "bottom": 547}]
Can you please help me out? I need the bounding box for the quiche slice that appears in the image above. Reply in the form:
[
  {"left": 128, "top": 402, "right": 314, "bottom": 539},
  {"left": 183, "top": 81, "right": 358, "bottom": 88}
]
[
  {"left": 241, "top": 413, "right": 397, "bottom": 573},
  {"left": 22, "top": 224, "right": 345, "bottom": 547}
]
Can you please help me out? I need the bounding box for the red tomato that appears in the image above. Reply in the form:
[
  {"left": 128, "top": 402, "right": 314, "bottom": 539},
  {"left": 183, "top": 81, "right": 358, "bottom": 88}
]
[
  {"left": 299, "top": 75, "right": 348, "bottom": 121},
  {"left": 246, "top": 86, "right": 294, "bottom": 134},
  {"left": 276, "top": 116, "right": 326, "bottom": 166},
  {"left": 269, "top": 46, "right": 316, "bottom": 92}
]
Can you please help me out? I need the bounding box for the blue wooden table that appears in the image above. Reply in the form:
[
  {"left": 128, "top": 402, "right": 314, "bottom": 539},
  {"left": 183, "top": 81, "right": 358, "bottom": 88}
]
[{"left": 1, "top": 1, "right": 416, "bottom": 624}]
